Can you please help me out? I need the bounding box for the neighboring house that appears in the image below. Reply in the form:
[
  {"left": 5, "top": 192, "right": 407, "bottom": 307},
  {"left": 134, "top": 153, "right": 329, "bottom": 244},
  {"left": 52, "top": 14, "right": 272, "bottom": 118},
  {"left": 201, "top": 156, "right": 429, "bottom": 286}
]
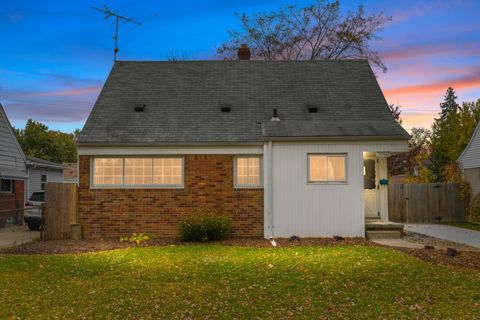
[
  {"left": 25, "top": 156, "right": 66, "bottom": 200},
  {"left": 458, "top": 122, "right": 480, "bottom": 200},
  {"left": 0, "top": 103, "right": 27, "bottom": 226},
  {"left": 77, "top": 48, "right": 409, "bottom": 239}
]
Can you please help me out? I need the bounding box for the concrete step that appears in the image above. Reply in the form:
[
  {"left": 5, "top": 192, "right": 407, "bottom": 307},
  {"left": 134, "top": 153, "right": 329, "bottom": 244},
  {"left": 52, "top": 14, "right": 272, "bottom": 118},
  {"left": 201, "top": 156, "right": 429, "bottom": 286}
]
[{"left": 366, "top": 230, "right": 402, "bottom": 240}]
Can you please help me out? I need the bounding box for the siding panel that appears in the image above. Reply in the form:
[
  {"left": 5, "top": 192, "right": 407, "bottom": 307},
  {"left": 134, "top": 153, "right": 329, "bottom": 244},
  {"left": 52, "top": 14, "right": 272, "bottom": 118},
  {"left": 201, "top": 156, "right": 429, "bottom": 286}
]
[
  {"left": 27, "top": 168, "right": 63, "bottom": 199},
  {"left": 271, "top": 142, "right": 405, "bottom": 238}
]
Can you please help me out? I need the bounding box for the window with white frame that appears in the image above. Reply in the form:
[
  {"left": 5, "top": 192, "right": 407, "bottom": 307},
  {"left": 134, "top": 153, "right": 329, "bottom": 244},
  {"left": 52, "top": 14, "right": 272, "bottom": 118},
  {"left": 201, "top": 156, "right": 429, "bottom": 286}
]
[
  {"left": 308, "top": 154, "right": 347, "bottom": 182},
  {"left": 0, "top": 179, "right": 13, "bottom": 193},
  {"left": 235, "top": 156, "right": 262, "bottom": 188},
  {"left": 92, "top": 157, "right": 183, "bottom": 187},
  {"left": 40, "top": 174, "right": 48, "bottom": 190}
]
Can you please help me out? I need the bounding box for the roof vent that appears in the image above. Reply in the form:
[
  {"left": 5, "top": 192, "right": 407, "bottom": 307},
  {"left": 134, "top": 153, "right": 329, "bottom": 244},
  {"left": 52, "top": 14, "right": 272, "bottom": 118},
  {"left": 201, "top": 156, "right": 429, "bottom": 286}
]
[
  {"left": 271, "top": 108, "right": 280, "bottom": 121},
  {"left": 307, "top": 105, "right": 318, "bottom": 113},
  {"left": 134, "top": 104, "right": 145, "bottom": 112},
  {"left": 220, "top": 104, "right": 231, "bottom": 112}
]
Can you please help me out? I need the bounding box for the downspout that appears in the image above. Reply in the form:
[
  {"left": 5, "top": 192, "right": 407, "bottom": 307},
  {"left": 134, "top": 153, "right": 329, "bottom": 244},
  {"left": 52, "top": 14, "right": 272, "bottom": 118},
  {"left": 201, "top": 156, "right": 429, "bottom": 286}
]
[{"left": 268, "top": 140, "right": 274, "bottom": 240}]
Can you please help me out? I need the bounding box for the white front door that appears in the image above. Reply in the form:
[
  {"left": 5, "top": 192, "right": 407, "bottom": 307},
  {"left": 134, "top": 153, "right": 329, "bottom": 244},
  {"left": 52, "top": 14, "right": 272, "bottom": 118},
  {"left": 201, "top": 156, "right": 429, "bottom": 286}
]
[
  {"left": 364, "top": 189, "right": 378, "bottom": 217},
  {"left": 364, "top": 157, "right": 379, "bottom": 218}
]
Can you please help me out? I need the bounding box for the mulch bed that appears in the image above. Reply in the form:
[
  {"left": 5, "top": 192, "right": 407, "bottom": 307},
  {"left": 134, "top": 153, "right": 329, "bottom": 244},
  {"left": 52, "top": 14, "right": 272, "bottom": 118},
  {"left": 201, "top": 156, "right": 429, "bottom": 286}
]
[
  {"left": 2, "top": 236, "right": 480, "bottom": 271},
  {"left": 393, "top": 247, "right": 480, "bottom": 271}
]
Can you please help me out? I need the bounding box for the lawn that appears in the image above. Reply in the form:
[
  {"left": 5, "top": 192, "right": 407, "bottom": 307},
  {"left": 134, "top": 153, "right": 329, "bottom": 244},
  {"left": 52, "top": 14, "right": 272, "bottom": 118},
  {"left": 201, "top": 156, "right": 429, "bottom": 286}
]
[
  {"left": 443, "top": 222, "right": 480, "bottom": 232},
  {"left": 1, "top": 245, "right": 480, "bottom": 319}
]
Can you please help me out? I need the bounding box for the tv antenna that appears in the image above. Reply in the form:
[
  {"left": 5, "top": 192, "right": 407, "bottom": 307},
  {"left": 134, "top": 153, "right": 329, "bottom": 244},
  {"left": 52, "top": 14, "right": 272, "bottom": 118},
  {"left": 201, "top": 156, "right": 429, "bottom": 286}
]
[{"left": 92, "top": 5, "right": 142, "bottom": 61}]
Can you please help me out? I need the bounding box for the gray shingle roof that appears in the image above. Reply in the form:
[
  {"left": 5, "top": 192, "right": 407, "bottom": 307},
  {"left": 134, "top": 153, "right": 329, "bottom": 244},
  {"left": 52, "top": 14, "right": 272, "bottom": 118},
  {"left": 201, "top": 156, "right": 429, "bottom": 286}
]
[{"left": 78, "top": 60, "right": 409, "bottom": 145}]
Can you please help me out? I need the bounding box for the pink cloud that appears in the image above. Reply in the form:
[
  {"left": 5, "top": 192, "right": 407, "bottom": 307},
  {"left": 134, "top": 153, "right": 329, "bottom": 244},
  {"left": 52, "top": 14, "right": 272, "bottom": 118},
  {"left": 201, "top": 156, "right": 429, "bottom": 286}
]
[
  {"left": 384, "top": 74, "right": 480, "bottom": 96},
  {"left": 8, "top": 86, "right": 101, "bottom": 98}
]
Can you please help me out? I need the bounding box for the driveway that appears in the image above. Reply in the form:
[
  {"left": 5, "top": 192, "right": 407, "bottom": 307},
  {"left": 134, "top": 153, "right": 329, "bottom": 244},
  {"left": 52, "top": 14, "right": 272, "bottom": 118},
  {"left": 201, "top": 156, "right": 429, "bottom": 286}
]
[
  {"left": 404, "top": 224, "right": 480, "bottom": 248},
  {"left": 0, "top": 225, "right": 40, "bottom": 249}
]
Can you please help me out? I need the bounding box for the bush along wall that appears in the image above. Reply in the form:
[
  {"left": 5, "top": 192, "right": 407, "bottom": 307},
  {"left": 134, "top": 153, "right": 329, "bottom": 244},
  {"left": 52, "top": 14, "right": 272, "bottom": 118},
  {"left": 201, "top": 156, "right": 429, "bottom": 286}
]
[{"left": 178, "top": 209, "right": 233, "bottom": 242}]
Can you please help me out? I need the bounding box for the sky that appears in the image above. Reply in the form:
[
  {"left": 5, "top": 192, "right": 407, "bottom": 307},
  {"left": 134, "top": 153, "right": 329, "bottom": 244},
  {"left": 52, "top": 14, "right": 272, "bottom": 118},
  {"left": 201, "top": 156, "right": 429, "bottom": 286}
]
[{"left": 0, "top": 0, "right": 479, "bottom": 133}]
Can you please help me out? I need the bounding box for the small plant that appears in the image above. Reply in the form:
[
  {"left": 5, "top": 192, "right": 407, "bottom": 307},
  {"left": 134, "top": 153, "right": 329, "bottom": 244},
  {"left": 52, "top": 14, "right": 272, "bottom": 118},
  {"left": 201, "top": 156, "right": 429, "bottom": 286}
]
[
  {"left": 120, "top": 233, "right": 152, "bottom": 244},
  {"left": 178, "top": 209, "right": 233, "bottom": 242}
]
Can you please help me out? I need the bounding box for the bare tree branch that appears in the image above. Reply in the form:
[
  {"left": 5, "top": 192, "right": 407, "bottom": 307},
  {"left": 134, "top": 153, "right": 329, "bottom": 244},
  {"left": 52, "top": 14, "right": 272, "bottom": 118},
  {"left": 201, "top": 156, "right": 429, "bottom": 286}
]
[{"left": 217, "top": 0, "right": 391, "bottom": 72}]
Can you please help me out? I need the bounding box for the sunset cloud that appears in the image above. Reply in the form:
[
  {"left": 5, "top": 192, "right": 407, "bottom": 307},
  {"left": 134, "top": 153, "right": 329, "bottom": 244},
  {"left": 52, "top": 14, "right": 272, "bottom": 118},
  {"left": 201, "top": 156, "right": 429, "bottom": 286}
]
[{"left": 384, "top": 72, "right": 480, "bottom": 96}]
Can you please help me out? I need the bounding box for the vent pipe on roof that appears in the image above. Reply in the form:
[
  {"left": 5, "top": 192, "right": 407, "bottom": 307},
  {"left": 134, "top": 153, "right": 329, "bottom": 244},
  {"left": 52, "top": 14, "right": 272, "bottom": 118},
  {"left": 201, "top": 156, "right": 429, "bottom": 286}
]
[
  {"left": 238, "top": 44, "right": 251, "bottom": 60},
  {"left": 270, "top": 108, "right": 280, "bottom": 121}
]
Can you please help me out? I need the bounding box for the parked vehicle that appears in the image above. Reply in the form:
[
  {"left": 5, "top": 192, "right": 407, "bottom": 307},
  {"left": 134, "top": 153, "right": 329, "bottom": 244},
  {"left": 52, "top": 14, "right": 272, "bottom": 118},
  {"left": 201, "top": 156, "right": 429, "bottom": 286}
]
[{"left": 24, "top": 191, "right": 44, "bottom": 230}]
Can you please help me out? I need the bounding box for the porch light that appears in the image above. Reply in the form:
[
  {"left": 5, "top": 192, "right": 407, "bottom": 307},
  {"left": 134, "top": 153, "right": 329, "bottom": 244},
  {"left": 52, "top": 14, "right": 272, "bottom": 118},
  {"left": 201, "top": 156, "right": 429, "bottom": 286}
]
[{"left": 363, "top": 166, "right": 366, "bottom": 176}]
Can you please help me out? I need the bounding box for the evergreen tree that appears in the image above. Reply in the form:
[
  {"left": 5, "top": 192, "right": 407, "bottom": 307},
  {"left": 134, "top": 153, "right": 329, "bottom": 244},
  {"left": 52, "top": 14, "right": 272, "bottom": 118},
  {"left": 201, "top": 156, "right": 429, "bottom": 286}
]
[{"left": 437, "top": 86, "right": 460, "bottom": 122}]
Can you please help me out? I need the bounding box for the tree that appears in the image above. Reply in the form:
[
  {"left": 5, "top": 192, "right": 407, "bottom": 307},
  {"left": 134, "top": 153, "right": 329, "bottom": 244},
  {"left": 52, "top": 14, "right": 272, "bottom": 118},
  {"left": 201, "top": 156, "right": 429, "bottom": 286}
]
[
  {"left": 388, "top": 104, "right": 402, "bottom": 124},
  {"left": 430, "top": 88, "right": 480, "bottom": 181},
  {"left": 217, "top": 0, "right": 391, "bottom": 72},
  {"left": 437, "top": 86, "right": 460, "bottom": 123},
  {"left": 388, "top": 127, "right": 431, "bottom": 178},
  {"left": 14, "top": 119, "right": 79, "bottom": 163}
]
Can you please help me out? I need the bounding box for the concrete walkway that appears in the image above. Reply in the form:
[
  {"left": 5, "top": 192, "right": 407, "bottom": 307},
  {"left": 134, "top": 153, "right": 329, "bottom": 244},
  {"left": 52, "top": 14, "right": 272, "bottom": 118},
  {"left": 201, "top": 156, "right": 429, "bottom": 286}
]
[
  {"left": 404, "top": 224, "right": 480, "bottom": 248},
  {"left": 372, "top": 239, "right": 424, "bottom": 249},
  {"left": 0, "top": 225, "right": 40, "bottom": 249}
]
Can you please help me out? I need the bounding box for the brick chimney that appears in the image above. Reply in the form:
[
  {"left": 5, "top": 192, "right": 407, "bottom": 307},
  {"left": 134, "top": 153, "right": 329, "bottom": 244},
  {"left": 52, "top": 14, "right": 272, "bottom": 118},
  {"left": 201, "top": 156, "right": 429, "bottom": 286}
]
[{"left": 237, "top": 44, "right": 251, "bottom": 60}]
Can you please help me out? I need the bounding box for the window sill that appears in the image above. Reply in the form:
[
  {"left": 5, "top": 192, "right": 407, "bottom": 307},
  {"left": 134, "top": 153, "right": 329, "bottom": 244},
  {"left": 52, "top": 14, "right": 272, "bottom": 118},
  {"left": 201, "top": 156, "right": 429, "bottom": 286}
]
[
  {"left": 307, "top": 181, "right": 349, "bottom": 185},
  {"left": 234, "top": 187, "right": 263, "bottom": 191},
  {"left": 90, "top": 185, "right": 184, "bottom": 190}
]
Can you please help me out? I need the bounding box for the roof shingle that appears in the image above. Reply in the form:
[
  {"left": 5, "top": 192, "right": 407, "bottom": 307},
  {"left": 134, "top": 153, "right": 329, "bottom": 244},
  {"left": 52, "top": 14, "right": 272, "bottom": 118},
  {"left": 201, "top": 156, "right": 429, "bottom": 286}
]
[{"left": 78, "top": 60, "right": 409, "bottom": 145}]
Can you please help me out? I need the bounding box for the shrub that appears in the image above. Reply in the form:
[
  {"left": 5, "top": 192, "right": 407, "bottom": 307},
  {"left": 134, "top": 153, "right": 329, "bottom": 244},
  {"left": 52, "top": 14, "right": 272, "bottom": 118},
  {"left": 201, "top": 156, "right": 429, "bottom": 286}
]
[
  {"left": 468, "top": 193, "right": 480, "bottom": 224},
  {"left": 179, "top": 209, "right": 233, "bottom": 242},
  {"left": 120, "top": 233, "right": 152, "bottom": 244}
]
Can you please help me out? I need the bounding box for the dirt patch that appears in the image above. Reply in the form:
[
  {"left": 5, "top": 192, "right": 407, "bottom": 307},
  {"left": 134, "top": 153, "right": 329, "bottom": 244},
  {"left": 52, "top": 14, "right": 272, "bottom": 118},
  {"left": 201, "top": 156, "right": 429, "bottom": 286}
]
[
  {"left": 394, "top": 247, "right": 480, "bottom": 270},
  {"left": 0, "top": 237, "right": 370, "bottom": 255}
]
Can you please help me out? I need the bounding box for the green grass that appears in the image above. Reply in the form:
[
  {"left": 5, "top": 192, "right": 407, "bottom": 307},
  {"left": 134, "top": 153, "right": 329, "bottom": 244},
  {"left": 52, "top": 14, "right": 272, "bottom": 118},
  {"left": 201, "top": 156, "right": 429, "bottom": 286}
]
[
  {"left": 443, "top": 222, "right": 480, "bottom": 232},
  {"left": 1, "top": 245, "right": 480, "bottom": 319}
]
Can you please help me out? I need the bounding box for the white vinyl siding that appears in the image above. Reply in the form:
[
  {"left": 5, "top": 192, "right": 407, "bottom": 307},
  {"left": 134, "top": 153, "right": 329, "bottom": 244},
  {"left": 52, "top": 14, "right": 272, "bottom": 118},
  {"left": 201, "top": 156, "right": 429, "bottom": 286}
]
[
  {"left": 0, "top": 105, "right": 26, "bottom": 173},
  {"left": 458, "top": 123, "right": 480, "bottom": 169},
  {"left": 267, "top": 142, "right": 406, "bottom": 238},
  {"left": 91, "top": 157, "right": 184, "bottom": 188},
  {"left": 27, "top": 168, "right": 63, "bottom": 199},
  {"left": 235, "top": 156, "right": 262, "bottom": 188}
]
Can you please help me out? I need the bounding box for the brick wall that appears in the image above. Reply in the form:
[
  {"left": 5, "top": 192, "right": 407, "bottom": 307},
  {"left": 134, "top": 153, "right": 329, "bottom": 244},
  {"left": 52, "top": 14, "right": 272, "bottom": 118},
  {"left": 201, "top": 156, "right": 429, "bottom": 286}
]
[
  {"left": 0, "top": 179, "right": 25, "bottom": 227},
  {"left": 78, "top": 155, "right": 264, "bottom": 239}
]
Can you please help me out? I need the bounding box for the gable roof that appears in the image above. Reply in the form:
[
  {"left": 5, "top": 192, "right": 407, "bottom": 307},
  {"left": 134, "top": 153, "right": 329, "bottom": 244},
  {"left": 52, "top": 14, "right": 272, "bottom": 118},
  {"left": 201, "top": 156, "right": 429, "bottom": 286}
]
[
  {"left": 78, "top": 60, "right": 409, "bottom": 146},
  {"left": 0, "top": 103, "right": 27, "bottom": 179},
  {"left": 26, "top": 156, "right": 68, "bottom": 170},
  {"left": 457, "top": 121, "right": 480, "bottom": 169}
]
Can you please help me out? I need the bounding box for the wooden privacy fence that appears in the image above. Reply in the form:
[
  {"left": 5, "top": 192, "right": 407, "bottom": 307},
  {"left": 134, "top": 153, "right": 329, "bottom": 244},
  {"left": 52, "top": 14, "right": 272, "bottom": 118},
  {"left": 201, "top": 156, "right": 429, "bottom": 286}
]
[
  {"left": 388, "top": 183, "right": 467, "bottom": 223},
  {"left": 43, "top": 183, "right": 78, "bottom": 240}
]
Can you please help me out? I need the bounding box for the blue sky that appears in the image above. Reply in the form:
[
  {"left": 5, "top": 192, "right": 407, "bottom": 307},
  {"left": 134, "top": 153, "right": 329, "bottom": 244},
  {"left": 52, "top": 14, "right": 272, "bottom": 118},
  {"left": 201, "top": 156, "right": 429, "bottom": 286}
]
[{"left": 1, "top": 0, "right": 479, "bottom": 132}]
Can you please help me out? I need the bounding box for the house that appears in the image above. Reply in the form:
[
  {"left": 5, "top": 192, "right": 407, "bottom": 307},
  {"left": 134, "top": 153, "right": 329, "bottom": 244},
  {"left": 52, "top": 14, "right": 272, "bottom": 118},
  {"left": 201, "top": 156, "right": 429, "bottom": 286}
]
[
  {"left": 25, "top": 156, "right": 66, "bottom": 200},
  {"left": 77, "top": 48, "right": 409, "bottom": 239},
  {"left": 458, "top": 121, "right": 480, "bottom": 200},
  {"left": 0, "top": 103, "right": 27, "bottom": 226}
]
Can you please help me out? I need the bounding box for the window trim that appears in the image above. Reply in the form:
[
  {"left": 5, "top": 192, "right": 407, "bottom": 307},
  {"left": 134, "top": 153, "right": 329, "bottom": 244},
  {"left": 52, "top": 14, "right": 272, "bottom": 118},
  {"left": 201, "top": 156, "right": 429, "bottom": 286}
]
[
  {"left": 234, "top": 155, "right": 263, "bottom": 189},
  {"left": 90, "top": 156, "right": 185, "bottom": 189},
  {"left": 40, "top": 174, "right": 48, "bottom": 191},
  {"left": 307, "top": 153, "right": 348, "bottom": 184},
  {"left": 0, "top": 179, "right": 13, "bottom": 193}
]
